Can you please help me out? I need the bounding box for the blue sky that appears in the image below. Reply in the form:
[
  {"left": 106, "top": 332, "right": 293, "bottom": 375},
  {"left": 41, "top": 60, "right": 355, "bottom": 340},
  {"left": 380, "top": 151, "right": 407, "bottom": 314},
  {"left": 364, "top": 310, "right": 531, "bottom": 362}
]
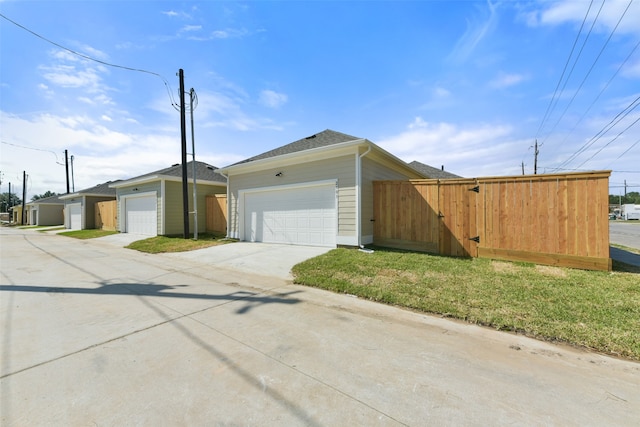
[{"left": 1, "top": 0, "right": 639, "bottom": 200}]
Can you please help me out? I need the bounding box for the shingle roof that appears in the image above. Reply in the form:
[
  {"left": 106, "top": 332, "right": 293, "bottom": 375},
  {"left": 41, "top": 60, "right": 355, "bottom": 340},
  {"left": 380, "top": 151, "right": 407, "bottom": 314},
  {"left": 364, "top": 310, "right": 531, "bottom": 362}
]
[
  {"left": 231, "top": 129, "right": 362, "bottom": 166},
  {"left": 28, "top": 194, "right": 65, "bottom": 205},
  {"left": 123, "top": 160, "right": 226, "bottom": 184},
  {"left": 75, "top": 181, "right": 120, "bottom": 196},
  {"left": 409, "top": 161, "right": 462, "bottom": 179}
]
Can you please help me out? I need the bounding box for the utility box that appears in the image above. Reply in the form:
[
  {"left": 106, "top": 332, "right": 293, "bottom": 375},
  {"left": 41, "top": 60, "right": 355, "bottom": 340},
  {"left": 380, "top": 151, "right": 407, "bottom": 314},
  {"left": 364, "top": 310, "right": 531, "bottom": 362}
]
[{"left": 621, "top": 204, "right": 640, "bottom": 220}]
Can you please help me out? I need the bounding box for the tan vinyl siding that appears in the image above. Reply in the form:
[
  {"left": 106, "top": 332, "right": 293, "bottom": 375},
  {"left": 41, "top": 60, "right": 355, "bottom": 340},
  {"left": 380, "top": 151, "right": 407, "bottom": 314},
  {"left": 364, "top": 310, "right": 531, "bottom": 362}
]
[
  {"left": 361, "top": 156, "right": 418, "bottom": 238},
  {"left": 164, "top": 181, "right": 226, "bottom": 235},
  {"left": 229, "top": 154, "right": 356, "bottom": 238}
]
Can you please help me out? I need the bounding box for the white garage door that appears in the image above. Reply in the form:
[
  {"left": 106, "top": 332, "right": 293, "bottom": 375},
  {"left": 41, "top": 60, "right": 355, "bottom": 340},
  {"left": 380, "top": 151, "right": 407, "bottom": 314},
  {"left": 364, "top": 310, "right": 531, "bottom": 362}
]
[
  {"left": 68, "top": 204, "right": 81, "bottom": 230},
  {"left": 125, "top": 196, "right": 157, "bottom": 236},
  {"left": 243, "top": 184, "right": 336, "bottom": 247}
]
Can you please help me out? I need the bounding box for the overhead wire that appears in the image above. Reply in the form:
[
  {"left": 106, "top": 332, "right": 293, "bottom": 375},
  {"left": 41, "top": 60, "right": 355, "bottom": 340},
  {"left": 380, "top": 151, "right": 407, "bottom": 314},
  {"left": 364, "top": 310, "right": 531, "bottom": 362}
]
[
  {"left": 548, "top": 37, "right": 640, "bottom": 170},
  {"left": 605, "top": 137, "right": 640, "bottom": 168},
  {"left": 0, "top": 12, "right": 180, "bottom": 108},
  {"left": 575, "top": 114, "right": 640, "bottom": 168},
  {"left": 540, "top": 0, "right": 634, "bottom": 146},
  {"left": 534, "top": 0, "right": 595, "bottom": 141},
  {"left": 553, "top": 95, "right": 640, "bottom": 170},
  {"left": 1, "top": 140, "right": 65, "bottom": 165}
]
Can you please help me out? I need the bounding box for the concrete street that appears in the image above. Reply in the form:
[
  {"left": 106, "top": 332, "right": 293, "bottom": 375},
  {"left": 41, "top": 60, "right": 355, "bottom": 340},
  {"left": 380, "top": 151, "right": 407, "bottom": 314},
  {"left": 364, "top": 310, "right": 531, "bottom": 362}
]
[
  {"left": 610, "top": 221, "right": 640, "bottom": 250},
  {"left": 1, "top": 227, "right": 639, "bottom": 426}
]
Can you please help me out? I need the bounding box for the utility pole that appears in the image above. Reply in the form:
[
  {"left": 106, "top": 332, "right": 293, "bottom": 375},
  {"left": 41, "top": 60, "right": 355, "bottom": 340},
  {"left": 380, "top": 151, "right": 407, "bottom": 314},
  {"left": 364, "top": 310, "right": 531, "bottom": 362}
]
[
  {"left": 533, "top": 140, "right": 539, "bottom": 175},
  {"left": 21, "top": 171, "right": 27, "bottom": 225},
  {"left": 65, "top": 149, "right": 70, "bottom": 194},
  {"left": 521, "top": 162, "right": 525, "bottom": 175},
  {"left": 70, "top": 155, "right": 75, "bottom": 192},
  {"left": 189, "top": 88, "right": 198, "bottom": 240},
  {"left": 624, "top": 180, "right": 627, "bottom": 203},
  {"left": 178, "top": 69, "right": 189, "bottom": 239}
]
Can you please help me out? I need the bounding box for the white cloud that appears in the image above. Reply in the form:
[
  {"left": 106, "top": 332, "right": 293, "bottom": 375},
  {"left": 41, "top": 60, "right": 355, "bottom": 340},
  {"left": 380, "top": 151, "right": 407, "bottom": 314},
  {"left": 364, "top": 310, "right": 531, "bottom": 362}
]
[
  {"left": 162, "top": 10, "right": 191, "bottom": 19},
  {"left": 180, "top": 25, "right": 202, "bottom": 33},
  {"left": 377, "top": 117, "right": 522, "bottom": 177},
  {"left": 447, "top": 0, "right": 499, "bottom": 64},
  {"left": 210, "top": 28, "right": 250, "bottom": 39},
  {"left": 259, "top": 90, "right": 288, "bottom": 109},
  {"left": 622, "top": 58, "right": 640, "bottom": 79},
  {"left": 529, "top": 0, "right": 640, "bottom": 35},
  {"left": 489, "top": 72, "right": 529, "bottom": 89}
]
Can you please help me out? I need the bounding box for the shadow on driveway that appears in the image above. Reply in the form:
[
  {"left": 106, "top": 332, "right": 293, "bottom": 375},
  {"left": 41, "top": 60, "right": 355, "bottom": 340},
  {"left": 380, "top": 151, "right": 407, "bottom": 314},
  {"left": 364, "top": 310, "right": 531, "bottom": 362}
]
[{"left": 0, "top": 282, "right": 302, "bottom": 315}]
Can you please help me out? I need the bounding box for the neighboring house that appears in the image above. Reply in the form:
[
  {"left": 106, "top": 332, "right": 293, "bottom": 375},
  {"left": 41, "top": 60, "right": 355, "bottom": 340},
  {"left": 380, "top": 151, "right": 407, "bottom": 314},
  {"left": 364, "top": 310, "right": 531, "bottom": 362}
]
[
  {"left": 409, "top": 161, "right": 461, "bottom": 179},
  {"left": 26, "top": 194, "right": 65, "bottom": 226},
  {"left": 10, "top": 205, "right": 26, "bottom": 225},
  {"left": 218, "top": 129, "right": 425, "bottom": 248},
  {"left": 60, "top": 181, "right": 119, "bottom": 230},
  {"left": 109, "top": 161, "right": 226, "bottom": 236}
]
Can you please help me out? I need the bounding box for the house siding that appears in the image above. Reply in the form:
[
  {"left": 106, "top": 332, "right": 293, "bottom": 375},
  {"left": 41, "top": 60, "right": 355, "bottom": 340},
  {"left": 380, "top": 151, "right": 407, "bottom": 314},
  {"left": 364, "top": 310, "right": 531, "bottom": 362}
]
[
  {"left": 84, "top": 196, "right": 115, "bottom": 229},
  {"left": 361, "top": 155, "right": 420, "bottom": 241},
  {"left": 34, "top": 204, "right": 64, "bottom": 226},
  {"left": 228, "top": 154, "right": 356, "bottom": 240},
  {"left": 116, "top": 182, "right": 162, "bottom": 233},
  {"left": 164, "top": 181, "right": 226, "bottom": 235}
]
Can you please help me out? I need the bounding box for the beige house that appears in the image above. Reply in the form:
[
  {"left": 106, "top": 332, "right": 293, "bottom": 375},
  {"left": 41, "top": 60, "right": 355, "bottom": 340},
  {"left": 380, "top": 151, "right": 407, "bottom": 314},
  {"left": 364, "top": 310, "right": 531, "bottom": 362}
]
[
  {"left": 26, "top": 194, "right": 65, "bottom": 226},
  {"left": 60, "top": 182, "right": 118, "bottom": 230},
  {"left": 218, "top": 130, "right": 426, "bottom": 248},
  {"left": 109, "top": 161, "right": 226, "bottom": 236}
]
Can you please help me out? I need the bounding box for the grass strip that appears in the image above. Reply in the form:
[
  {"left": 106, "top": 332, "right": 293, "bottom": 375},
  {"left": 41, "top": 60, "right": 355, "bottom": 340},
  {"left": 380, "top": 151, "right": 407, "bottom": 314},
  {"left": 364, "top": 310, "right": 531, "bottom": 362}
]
[
  {"left": 58, "top": 229, "right": 119, "bottom": 239},
  {"left": 126, "top": 233, "right": 235, "bottom": 253},
  {"left": 292, "top": 248, "right": 640, "bottom": 360}
]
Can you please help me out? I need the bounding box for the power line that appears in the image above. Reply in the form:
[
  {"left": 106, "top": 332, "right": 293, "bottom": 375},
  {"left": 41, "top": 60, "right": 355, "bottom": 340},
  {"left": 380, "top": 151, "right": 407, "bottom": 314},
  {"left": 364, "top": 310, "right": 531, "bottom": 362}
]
[
  {"left": 549, "top": 38, "right": 640, "bottom": 155},
  {"left": 1, "top": 140, "right": 65, "bottom": 165},
  {"left": 551, "top": 95, "right": 640, "bottom": 171},
  {"left": 605, "top": 138, "right": 640, "bottom": 169},
  {"left": 534, "top": 0, "right": 595, "bottom": 141},
  {"left": 540, "top": 0, "right": 633, "bottom": 145},
  {"left": 575, "top": 114, "right": 640, "bottom": 168},
  {"left": 0, "top": 12, "right": 179, "bottom": 108}
]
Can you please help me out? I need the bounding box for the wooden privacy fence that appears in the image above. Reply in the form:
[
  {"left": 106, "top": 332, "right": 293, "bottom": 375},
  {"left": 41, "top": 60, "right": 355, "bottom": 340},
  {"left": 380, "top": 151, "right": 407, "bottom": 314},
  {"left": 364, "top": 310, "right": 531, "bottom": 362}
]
[
  {"left": 373, "top": 171, "right": 611, "bottom": 271},
  {"left": 95, "top": 200, "right": 117, "bottom": 231},
  {"left": 206, "top": 194, "right": 227, "bottom": 233}
]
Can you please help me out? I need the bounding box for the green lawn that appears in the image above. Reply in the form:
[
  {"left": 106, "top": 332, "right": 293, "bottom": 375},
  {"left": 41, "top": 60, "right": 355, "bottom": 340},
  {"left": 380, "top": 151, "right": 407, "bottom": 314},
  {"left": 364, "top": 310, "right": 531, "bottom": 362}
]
[
  {"left": 126, "top": 233, "right": 235, "bottom": 253},
  {"left": 58, "top": 229, "right": 119, "bottom": 239},
  {"left": 292, "top": 248, "right": 640, "bottom": 360}
]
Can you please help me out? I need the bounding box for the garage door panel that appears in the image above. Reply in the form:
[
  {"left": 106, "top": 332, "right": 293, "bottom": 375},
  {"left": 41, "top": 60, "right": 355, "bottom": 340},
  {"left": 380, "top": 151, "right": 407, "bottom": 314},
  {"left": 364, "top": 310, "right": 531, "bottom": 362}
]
[
  {"left": 69, "top": 204, "right": 81, "bottom": 230},
  {"left": 244, "top": 184, "right": 336, "bottom": 247},
  {"left": 125, "top": 196, "right": 157, "bottom": 236}
]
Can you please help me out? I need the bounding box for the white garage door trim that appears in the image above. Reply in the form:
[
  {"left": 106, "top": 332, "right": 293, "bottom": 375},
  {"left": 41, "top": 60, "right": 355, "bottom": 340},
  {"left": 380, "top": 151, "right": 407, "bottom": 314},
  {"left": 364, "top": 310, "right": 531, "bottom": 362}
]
[
  {"left": 239, "top": 180, "right": 337, "bottom": 247},
  {"left": 121, "top": 192, "right": 157, "bottom": 236},
  {"left": 68, "top": 203, "right": 82, "bottom": 230}
]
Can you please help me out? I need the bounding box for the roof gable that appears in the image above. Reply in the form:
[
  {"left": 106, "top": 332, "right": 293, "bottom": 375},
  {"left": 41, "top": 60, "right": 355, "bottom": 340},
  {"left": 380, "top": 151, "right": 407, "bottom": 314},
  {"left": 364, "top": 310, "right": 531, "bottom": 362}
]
[
  {"left": 117, "top": 161, "right": 226, "bottom": 185},
  {"left": 409, "top": 161, "right": 462, "bottom": 179},
  {"left": 230, "top": 129, "right": 362, "bottom": 166},
  {"left": 61, "top": 181, "right": 120, "bottom": 199}
]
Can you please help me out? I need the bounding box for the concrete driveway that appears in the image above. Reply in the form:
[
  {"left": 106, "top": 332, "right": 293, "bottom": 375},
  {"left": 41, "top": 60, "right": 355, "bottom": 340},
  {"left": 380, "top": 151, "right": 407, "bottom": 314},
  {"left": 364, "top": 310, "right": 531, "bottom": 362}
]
[
  {"left": 1, "top": 227, "right": 639, "bottom": 426},
  {"left": 86, "top": 233, "right": 331, "bottom": 280}
]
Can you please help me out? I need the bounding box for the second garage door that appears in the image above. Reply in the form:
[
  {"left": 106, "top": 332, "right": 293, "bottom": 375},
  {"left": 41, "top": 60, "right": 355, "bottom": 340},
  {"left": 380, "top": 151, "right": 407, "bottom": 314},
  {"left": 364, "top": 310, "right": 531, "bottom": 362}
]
[
  {"left": 124, "top": 195, "right": 157, "bottom": 236},
  {"left": 243, "top": 184, "right": 336, "bottom": 247},
  {"left": 68, "top": 203, "right": 81, "bottom": 230}
]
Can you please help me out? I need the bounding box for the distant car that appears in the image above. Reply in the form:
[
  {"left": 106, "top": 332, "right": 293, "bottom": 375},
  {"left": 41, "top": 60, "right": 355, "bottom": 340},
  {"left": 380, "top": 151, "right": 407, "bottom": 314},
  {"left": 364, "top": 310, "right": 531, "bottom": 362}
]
[{"left": 609, "top": 213, "right": 618, "bottom": 220}]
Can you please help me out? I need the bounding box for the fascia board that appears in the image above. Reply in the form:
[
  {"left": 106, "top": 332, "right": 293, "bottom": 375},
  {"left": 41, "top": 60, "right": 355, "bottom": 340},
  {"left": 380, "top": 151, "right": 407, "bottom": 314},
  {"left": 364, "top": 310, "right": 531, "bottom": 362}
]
[
  {"left": 110, "top": 175, "right": 226, "bottom": 188},
  {"left": 219, "top": 139, "right": 368, "bottom": 175}
]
